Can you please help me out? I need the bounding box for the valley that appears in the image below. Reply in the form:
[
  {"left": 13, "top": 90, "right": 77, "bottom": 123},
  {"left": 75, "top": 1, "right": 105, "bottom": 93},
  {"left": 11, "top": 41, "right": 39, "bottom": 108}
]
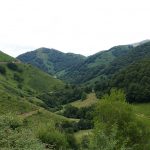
[{"left": 0, "top": 40, "right": 150, "bottom": 149}]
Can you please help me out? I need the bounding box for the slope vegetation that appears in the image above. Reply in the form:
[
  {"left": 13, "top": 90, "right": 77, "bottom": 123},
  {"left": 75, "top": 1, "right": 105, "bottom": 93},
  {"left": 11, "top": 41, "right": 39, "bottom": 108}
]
[{"left": 17, "top": 47, "right": 86, "bottom": 76}]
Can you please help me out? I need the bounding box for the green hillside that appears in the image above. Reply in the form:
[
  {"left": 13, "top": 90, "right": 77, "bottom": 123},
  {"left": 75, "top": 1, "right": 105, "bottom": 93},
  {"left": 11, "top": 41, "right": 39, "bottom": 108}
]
[
  {"left": 64, "top": 45, "right": 133, "bottom": 83},
  {"left": 0, "top": 51, "right": 15, "bottom": 61},
  {"left": 0, "top": 51, "right": 65, "bottom": 114},
  {"left": 64, "top": 41, "right": 150, "bottom": 84},
  {"left": 111, "top": 58, "right": 150, "bottom": 103},
  {"left": 17, "top": 47, "right": 86, "bottom": 76},
  {"left": 0, "top": 52, "right": 79, "bottom": 149}
]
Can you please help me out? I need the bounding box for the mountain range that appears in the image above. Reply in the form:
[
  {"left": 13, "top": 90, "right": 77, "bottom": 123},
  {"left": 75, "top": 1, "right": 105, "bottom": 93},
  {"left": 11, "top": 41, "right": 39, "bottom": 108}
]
[{"left": 17, "top": 40, "right": 150, "bottom": 84}]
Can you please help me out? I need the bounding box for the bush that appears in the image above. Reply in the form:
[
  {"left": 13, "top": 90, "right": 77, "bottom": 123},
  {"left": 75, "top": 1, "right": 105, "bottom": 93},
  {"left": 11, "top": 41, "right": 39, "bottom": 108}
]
[
  {"left": 0, "top": 114, "right": 44, "bottom": 150},
  {"left": 14, "top": 73, "right": 24, "bottom": 82},
  {"left": 7, "top": 62, "right": 18, "bottom": 71},
  {"left": 0, "top": 66, "right": 6, "bottom": 75},
  {"left": 63, "top": 105, "right": 78, "bottom": 118},
  {"left": 56, "top": 121, "right": 78, "bottom": 133},
  {"left": 78, "top": 119, "right": 93, "bottom": 130},
  {"left": 37, "top": 123, "right": 69, "bottom": 149},
  {"left": 91, "top": 89, "right": 150, "bottom": 149},
  {"left": 81, "top": 92, "right": 87, "bottom": 101}
]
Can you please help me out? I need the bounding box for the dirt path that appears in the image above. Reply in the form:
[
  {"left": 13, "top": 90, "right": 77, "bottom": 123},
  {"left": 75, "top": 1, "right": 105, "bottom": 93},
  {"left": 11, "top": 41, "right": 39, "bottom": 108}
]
[{"left": 19, "top": 109, "right": 41, "bottom": 118}]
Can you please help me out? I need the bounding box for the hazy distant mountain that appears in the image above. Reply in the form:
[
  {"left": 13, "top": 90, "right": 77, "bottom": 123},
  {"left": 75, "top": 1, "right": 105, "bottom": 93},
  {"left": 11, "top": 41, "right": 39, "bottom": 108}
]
[
  {"left": 17, "top": 47, "right": 86, "bottom": 76},
  {"left": 17, "top": 40, "right": 150, "bottom": 84},
  {"left": 131, "top": 39, "right": 150, "bottom": 47}
]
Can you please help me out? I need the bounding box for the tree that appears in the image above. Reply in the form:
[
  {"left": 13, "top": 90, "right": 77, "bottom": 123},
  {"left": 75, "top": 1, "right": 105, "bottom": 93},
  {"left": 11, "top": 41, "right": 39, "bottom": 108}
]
[
  {"left": 81, "top": 92, "right": 87, "bottom": 101},
  {"left": 0, "top": 66, "right": 6, "bottom": 75},
  {"left": 90, "top": 89, "right": 150, "bottom": 150}
]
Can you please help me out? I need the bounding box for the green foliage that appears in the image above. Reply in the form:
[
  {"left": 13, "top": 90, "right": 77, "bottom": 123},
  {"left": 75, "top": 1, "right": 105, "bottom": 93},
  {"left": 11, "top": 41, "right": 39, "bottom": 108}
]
[
  {"left": 0, "top": 51, "right": 15, "bottom": 61},
  {"left": 37, "top": 123, "right": 69, "bottom": 149},
  {"left": 112, "top": 59, "right": 150, "bottom": 103},
  {"left": 0, "top": 114, "right": 44, "bottom": 150},
  {"left": 0, "top": 65, "right": 6, "bottom": 75},
  {"left": 91, "top": 90, "right": 150, "bottom": 149},
  {"left": 63, "top": 45, "right": 132, "bottom": 83},
  {"left": 81, "top": 92, "right": 87, "bottom": 101},
  {"left": 17, "top": 47, "right": 86, "bottom": 76},
  {"left": 90, "top": 125, "right": 123, "bottom": 150},
  {"left": 14, "top": 73, "right": 24, "bottom": 82},
  {"left": 38, "top": 85, "right": 85, "bottom": 108},
  {"left": 63, "top": 105, "right": 94, "bottom": 130},
  {"left": 7, "top": 62, "right": 19, "bottom": 71},
  {"left": 64, "top": 105, "right": 79, "bottom": 118}
]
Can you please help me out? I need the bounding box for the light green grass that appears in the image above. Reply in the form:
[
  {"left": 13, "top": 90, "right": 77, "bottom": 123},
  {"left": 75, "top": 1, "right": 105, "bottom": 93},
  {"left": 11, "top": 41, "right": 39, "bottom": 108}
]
[
  {"left": 133, "top": 103, "right": 150, "bottom": 126},
  {"left": 74, "top": 129, "right": 93, "bottom": 144},
  {"left": 71, "top": 93, "right": 98, "bottom": 108}
]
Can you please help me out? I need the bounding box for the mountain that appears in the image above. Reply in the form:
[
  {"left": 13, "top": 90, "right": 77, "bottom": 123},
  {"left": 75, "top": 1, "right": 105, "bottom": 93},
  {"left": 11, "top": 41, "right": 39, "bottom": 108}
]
[
  {"left": 64, "top": 40, "right": 150, "bottom": 84},
  {"left": 0, "top": 51, "right": 65, "bottom": 113},
  {"left": 17, "top": 47, "right": 86, "bottom": 76},
  {"left": 63, "top": 45, "right": 133, "bottom": 83},
  {"left": 17, "top": 40, "right": 150, "bottom": 85}
]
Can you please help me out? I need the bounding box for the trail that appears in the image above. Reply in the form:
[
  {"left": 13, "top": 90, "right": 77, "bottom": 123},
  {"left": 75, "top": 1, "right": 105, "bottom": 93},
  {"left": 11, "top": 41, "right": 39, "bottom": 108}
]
[
  {"left": 136, "top": 113, "right": 150, "bottom": 119},
  {"left": 19, "top": 109, "right": 42, "bottom": 118},
  {"left": 0, "top": 61, "right": 21, "bottom": 64}
]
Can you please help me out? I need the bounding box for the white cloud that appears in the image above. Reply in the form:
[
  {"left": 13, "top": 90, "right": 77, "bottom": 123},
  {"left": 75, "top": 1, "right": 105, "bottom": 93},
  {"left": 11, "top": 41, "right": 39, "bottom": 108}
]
[{"left": 0, "top": 0, "right": 150, "bottom": 57}]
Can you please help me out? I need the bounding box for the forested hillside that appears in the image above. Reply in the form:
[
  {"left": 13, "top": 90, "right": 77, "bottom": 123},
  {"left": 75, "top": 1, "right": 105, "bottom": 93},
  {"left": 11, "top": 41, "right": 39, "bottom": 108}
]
[
  {"left": 111, "top": 58, "right": 150, "bottom": 103},
  {"left": 64, "top": 41, "right": 150, "bottom": 84},
  {"left": 17, "top": 41, "right": 150, "bottom": 85},
  {"left": 17, "top": 47, "right": 86, "bottom": 76}
]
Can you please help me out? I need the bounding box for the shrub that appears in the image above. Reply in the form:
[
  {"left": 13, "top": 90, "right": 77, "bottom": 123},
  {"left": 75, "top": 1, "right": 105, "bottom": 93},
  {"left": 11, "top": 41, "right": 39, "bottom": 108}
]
[
  {"left": 91, "top": 89, "right": 150, "bottom": 149},
  {"left": 0, "top": 114, "right": 44, "bottom": 150},
  {"left": 37, "top": 123, "right": 69, "bottom": 149},
  {"left": 81, "top": 92, "right": 87, "bottom": 101},
  {"left": 0, "top": 66, "right": 6, "bottom": 75},
  {"left": 14, "top": 73, "right": 24, "bottom": 82},
  {"left": 7, "top": 62, "right": 18, "bottom": 71},
  {"left": 63, "top": 105, "right": 78, "bottom": 118}
]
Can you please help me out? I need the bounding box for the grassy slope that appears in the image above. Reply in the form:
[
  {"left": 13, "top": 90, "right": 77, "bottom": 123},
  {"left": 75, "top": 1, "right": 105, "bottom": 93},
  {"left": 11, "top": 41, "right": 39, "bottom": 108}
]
[
  {"left": 133, "top": 103, "right": 150, "bottom": 126},
  {"left": 71, "top": 93, "right": 98, "bottom": 108},
  {"left": 0, "top": 54, "right": 64, "bottom": 115},
  {"left": 18, "top": 64, "right": 64, "bottom": 92},
  {"left": 0, "top": 63, "right": 64, "bottom": 94},
  {"left": 0, "top": 51, "right": 15, "bottom": 61}
]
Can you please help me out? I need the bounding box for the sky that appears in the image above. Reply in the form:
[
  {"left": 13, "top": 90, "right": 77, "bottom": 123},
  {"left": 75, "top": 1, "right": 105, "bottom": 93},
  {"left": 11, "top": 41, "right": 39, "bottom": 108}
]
[{"left": 0, "top": 0, "right": 150, "bottom": 57}]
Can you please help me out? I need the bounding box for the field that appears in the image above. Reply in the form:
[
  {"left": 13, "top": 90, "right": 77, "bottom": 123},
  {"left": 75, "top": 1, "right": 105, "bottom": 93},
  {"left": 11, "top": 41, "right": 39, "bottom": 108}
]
[
  {"left": 70, "top": 93, "right": 98, "bottom": 108},
  {"left": 74, "top": 129, "right": 92, "bottom": 144},
  {"left": 133, "top": 103, "right": 150, "bottom": 126}
]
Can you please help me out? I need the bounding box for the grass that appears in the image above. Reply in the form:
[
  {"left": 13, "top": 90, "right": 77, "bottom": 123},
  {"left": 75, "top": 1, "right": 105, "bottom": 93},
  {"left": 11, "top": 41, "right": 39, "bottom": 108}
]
[
  {"left": 0, "top": 93, "right": 38, "bottom": 115},
  {"left": 70, "top": 93, "right": 98, "bottom": 108},
  {"left": 12, "top": 63, "right": 64, "bottom": 93},
  {"left": 133, "top": 103, "right": 150, "bottom": 126},
  {"left": 0, "top": 51, "right": 15, "bottom": 62},
  {"left": 74, "top": 129, "right": 93, "bottom": 144}
]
